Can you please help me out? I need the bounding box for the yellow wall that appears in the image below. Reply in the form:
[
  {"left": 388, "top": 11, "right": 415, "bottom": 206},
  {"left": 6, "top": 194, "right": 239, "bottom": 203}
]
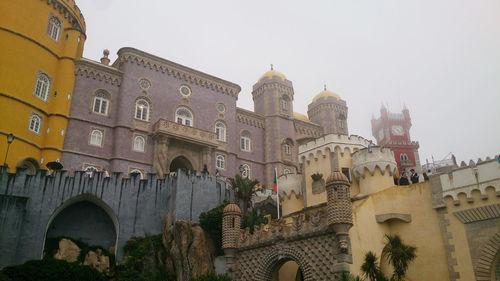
[
  {"left": 350, "top": 182, "right": 450, "bottom": 280},
  {"left": 0, "top": 0, "right": 85, "bottom": 170},
  {"left": 281, "top": 191, "right": 304, "bottom": 217},
  {"left": 357, "top": 166, "right": 395, "bottom": 195}
]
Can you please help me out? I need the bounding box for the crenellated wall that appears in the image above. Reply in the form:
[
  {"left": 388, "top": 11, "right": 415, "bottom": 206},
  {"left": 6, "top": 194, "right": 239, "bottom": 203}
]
[
  {"left": 0, "top": 166, "right": 232, "bottom": 268},
  {"left": 352, "top": 147, "right": 397, "bottom": 195},
  {"left": 298, "top": 134, "right": 370, "bottom": 162}
]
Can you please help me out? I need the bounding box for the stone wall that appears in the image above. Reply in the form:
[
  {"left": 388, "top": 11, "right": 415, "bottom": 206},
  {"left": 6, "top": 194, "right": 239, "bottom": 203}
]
[{"left": 0, "top": 166, "right": 232, "bottom": 268}]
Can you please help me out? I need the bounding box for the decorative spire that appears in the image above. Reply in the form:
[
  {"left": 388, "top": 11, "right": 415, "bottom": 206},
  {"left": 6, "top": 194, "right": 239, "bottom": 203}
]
[
  {"left": 270, "top": 64, "right": 273, "bottom": 70},
  {"left": 324, "top": 84, "right": 327, "bottom": 91},
  {"left": 100, "top": 49, "right": 110, "bottom": 66}
]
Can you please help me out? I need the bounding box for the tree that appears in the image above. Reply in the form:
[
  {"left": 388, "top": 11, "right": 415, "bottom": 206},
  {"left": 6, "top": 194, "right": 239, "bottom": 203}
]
[
  {"left": 228, "top": 174, "right": 259, "bottom": 218},
  {"left": 381, "top": 234, "right": 416, "bottom": 281},
  {"left": 361, "top": 251, "right": 381, "bottom": 281}
]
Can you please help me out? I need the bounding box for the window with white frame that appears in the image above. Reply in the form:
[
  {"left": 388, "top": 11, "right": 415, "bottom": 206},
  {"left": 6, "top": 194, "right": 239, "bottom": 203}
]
[
  {"left": 280, "top": 95, "right": 290, "bottom": 111},
  {"left": 284, "top": 143, "right": 291, "bottom": 154},
  {"left": 337, "top": 119, "right": 344, "bottom": 129},
  {"left": 216, "top": 155, "right": 225, "bottom": 170},
  {"left": 400, "top": 154, "right": 409, "bottom": 161},
  {"left": 46, "top": 16, "right": 62, "bottom": 41},
  {"left": 240, "top": 131, "right": 251, "bottom": 152},
  {"left": 90, "top": 129, "right": 103, "bottom": 146},
  {"left": 175, "top": 107, "right": 193, "bottom": 126},
  {"left": 28, "top": 113, "right": 42, "bottom": 134},
  {"left": 93, "top": 90, "right": 110, "bottom": 115},
  {"left": 133, "top": 136, "right": 145, "bottom": 152},
  {"left": 33, "top": 73, "right": 50, "bottom": 101},
  {"left": 129, "top": 169, "right": 144, "bottom": 179},
  {"left": 241, "top": 164, "right": 251, "bottom": 178},
  {"left": 135, "top": 99, "right": 150, "bottom": 121},
  {"left": 215, "top": 122, "right": 226, "bottom": 142}
]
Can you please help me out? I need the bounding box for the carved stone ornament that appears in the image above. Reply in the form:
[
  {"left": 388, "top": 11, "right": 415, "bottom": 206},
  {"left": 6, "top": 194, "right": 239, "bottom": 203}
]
[{"left": 311, "top": 173, "right": 325, "bottom": 194}]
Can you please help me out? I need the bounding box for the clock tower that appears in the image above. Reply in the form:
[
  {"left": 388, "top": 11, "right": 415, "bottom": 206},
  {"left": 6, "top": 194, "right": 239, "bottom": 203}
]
[{"left": 371, "top": 105, "right": 421, "bottom": 173}]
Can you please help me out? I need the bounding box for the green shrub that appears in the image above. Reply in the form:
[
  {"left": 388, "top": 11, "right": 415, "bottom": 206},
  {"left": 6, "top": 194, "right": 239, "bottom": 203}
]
[
  {"left": 188, "top": 271, "right": 232, "bottom": 281},
  {"left": 241, "top": 209, "right": 267, "bottom": 234},
  {"left": 199, "top": 201, "right": 229, "bottom": 256},
  {"left": 1, "top": 259, "right": 106, "bottom": 281}
]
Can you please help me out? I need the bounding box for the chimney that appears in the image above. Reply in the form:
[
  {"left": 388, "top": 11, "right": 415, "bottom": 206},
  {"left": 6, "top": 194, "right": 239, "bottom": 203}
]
[{"left": 100, "top": 49, "right": 110, "bottom": 65}]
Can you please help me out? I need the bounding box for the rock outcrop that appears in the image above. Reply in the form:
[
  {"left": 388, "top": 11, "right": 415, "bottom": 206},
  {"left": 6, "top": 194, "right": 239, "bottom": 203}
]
[
  {"left": 53, "top": 238, "right": 80, "bottom": 262},
  {"left": 83, "top": 249, "right": 110, "bottom": 275},
  {"left": 162, "top": 214, "right": 214, "bottom": 281}
]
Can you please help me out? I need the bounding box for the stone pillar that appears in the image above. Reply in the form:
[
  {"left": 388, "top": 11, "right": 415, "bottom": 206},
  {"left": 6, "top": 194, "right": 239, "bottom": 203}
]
[
  {"left": 325, "top": 170, "right": 353, "bottom": 273},
  {"left": 153, "top": 136, "right": 169, "bottom": 178},
  {"left": 222, "top": 203, "right": 241, "bottom": 277}
]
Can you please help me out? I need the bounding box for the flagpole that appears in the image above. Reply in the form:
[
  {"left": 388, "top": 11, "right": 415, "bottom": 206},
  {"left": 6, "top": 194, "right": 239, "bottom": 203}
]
[{"left": 275, "top": 168, "right": 280, "bottom": 219}]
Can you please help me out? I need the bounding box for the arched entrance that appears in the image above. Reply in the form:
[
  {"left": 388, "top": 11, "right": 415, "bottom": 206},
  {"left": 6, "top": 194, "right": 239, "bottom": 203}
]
[
  {"left": 169, "top": 156, "right": 193, "bottom": 172},
  {"left": 273, "top": 260, "right": 303, "bottom": 281},
  {"left": 16, "top": 158, "right": 39, "bottom": 175},
  {"left": 43, "top": 194, "right": 119, "bottom": 257}
]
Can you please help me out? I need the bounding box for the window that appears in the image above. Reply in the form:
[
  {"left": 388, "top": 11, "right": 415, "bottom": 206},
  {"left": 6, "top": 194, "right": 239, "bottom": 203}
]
[
  {"left": 135, "top": 99, "right": 150, "bottom": 121},
  {"left": 46, "top": 16, "right": 61, "bottom": 41},
  {"left": 33, "top": 73, "right": 50, "bottom": 101},
  {"left": 400, "top": 154, "right": 409, "bottom": 161},
  {"left": 215, "top": 122, "right": 226, "bottom": 142},
  {"left": 341, "top": 167, "right": 352, "bottom": 182},
  {"left": 175, "top": 107, "right": 193, "bottom": 126},
  {"left": 338, "top": 119, "right": 344, "bottom": 129},
  {"left": 129, "top": 169, "right": 144, "bottom": 179},
  {"left": 133, "top": 136, "right": 145, "bottom": 152},
  {"left": 240, "top": 131, "right": 251, "bottom": 152},
  {"left": 216, "top": 155, "right": 225, "bottom": 170},
  {"left": 90, "top": 129, "right": 103, "bottom": 146},
  {"left": 241, "top": 164, "right": 251, "bottom": 178},
  {"left": 93, "top": 90, "right": 110, "bottom": 115},
  {"left": 284, "top": 143, "right": 291, "bottom": 154},
  {"left": 28, "top": 113, "right": 42, "bottom": 134},
  {"left": 280, "top": 95, "right": 290, "bottom": 111}
]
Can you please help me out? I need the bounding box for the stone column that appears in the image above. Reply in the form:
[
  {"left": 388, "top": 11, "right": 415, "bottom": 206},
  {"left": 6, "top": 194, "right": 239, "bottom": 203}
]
[
  {"left": 325, "top": 170, "right": 353, "bottom": 274},
  {"left": 153, "top": 136, "right": 169, "bottom": 178}
]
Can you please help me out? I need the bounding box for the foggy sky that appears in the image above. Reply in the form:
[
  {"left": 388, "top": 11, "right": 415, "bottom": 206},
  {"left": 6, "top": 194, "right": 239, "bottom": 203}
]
[{"left": 77, "top": 0, "right": 500, "bottom": 165}]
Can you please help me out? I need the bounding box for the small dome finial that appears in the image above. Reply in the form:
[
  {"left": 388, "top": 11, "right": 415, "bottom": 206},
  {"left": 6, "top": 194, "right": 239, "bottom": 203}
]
[
  {"left": 270, "top": 64, "right": 273, "bottom": 70},
  {"left": 324, "top": 84, "right": 327, "bottom": 91},
  {"left": 100, "top": 49, "right": 111, "bottom": 66}
]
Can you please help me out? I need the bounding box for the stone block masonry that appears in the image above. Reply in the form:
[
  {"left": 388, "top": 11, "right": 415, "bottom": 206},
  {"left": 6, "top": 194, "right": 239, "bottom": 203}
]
[{"left": 0, "top": 166, "right": 232, "bottom": 268}]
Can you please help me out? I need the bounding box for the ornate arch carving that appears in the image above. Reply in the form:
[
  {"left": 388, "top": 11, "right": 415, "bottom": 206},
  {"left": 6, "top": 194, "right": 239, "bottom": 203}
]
[
  {"left": 475, "top": 233, "right": 500, "bottom": 280},
  {"left": 254, "top": 245, "right": 313, "bottom": 281}
]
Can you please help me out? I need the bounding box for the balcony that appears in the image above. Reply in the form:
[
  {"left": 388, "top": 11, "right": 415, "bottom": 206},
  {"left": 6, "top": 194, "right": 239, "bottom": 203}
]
[{"left": 153, "top": 119, "right": 219, "bottom": 147}]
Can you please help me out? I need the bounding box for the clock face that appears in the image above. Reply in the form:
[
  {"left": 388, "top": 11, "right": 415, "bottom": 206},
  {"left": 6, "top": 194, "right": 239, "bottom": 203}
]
[
  {"left": 378, "top": 130, "right": 384, "bottom": 140},
  {"left": 391, "top": 125, "right": 404, "bottom": 136}
]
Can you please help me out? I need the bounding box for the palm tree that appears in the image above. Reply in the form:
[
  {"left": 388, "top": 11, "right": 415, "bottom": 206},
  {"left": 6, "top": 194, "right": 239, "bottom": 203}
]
[
  {"left": 229, "top": 174, "right": 259, "bottom": 218},
  {"left": 361, "top": 251, "right": 381, "bottom": 281},
  {"left": 381, "top": 234, "right": 416, "bottom": 281}
]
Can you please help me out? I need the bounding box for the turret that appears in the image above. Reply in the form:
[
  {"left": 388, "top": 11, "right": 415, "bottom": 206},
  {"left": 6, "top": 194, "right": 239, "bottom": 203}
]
[
  {"left": 222, "top": 202, "right": 241, "bottom": 276},
  {"left": 308, "top": 86, "right": 348, "bottom": 135},
  {"left": 325, "top": 170, "right": 353, "bottom": 272},
  {"left": 352, "top": 147, "right": 397, "bottom": 195}
]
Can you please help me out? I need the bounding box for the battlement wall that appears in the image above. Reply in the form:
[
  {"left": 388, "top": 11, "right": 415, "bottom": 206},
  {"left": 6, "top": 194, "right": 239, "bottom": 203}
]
[
  {"left": 299, "top": 134, "right": 370, "bottom": 162},
  {"left": 352, "top": 147, "right": 397, "bottom": 179}
]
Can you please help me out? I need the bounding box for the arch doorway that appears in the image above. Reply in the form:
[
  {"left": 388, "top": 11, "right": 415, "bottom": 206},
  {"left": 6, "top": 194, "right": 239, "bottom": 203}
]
[
  {"left": 16, "top": 158, "right": 40, "bottom": 175},
  {"left": 43, "top": 195, "right": 118, "bottom": 256},
  {"left": 272, "top": 260, "right": 303, "bottom": 281},
  {"left": 169, "top": 156, "right": 193, "bottom": 172}
]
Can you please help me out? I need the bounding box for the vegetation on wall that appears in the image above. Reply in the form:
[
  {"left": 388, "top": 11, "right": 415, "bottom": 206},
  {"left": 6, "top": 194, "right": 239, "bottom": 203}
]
[
  {"left": 242, "top": 209, "right": 267, "bottom": 234},
  {"left": 229, "top": 174, "right": 259, "bottom": 218},
  {"left": 199, "top": 200, "right": 229, "bottom": 256}
]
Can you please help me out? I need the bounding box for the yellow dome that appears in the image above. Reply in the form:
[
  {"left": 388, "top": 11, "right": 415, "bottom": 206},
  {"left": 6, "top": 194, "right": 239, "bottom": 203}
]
[
  {"left": 312, "top": 89, "right": 341, "bottom": 103},
  {"left": 293, "top": 112, "right": 309, "bottom": 121},
  {"left": 258, "top": 69, "right": 286, "bottom": 83}
]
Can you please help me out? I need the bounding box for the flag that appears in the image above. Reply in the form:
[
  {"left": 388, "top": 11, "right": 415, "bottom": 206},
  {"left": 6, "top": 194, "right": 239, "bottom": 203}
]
[{"left": 273, "top": 168, "right": 278, "bottom": 193}]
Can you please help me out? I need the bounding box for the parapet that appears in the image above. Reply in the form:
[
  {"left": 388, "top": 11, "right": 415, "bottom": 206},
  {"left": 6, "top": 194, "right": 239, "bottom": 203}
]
[
  {"left": 352, "top": 147, "right": 397, "bottom": 179},
  {"left": 299, "top": 134, "right": 370, "bottom": 163},
  {"left": 277, "top": 174, "right": 303, "bottom": 199},
  {"left": 48, "top": 0, "right": 86, "bottom": 33}
]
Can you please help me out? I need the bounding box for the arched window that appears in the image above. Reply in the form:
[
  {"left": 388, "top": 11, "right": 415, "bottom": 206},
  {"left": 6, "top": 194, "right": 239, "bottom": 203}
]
[
  {"left": 90, "top": 129, "right": 103, "bottom": 146},
  {"left": 28, "top": 113, "right": 42, "bottom": 134},
  {"left": 133, "top": 136, "right": 145, "bottom": 152},
  {"left": 241, "top": 164, "right": 251, "bottom": 178},
  {"left": 175, "top": 107, "right": 193, "bottom": 126},
  {"left": 337, "top": 119, "right": 344, "bottom": 129},
  {"left": 215, "top": 122, "right": 226, "bottom": 142},
  {"left": 93, "top": 90, "right": 110, "bottom": 115},
  {"left": 216, "top": 155, "right": 225, "bottom": 170},
  {"left": 46, "top": 16, "right": 61, "bottom": 40},
  {"left": 135, "top": 99, "right": 150, "bottom": 121},
  {"left": 240, "top": 131, "right": 251, "bottom": 152},
  {"left": 33, "top": 73, "right": 50, "bottom": 101},
  {"left": 400, "top": 154, "right": 409, "bottom": 161},
  {"left": 129, "top": 169, "right": 144, "bottom": 179},
  {"left": 280, "top": 95, "right": 290, "bottom": 111},
  {"left": 284, "top": 143, "right": 291, "bottom": 154}
]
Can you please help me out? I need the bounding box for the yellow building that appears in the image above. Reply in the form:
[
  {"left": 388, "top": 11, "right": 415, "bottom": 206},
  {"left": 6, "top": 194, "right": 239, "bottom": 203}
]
[
  {"left": 276, "top": 134, "right": 500, "bottom": 280},
  {"left": 0, "top": 0, "right": 86, "bottom": 172}
]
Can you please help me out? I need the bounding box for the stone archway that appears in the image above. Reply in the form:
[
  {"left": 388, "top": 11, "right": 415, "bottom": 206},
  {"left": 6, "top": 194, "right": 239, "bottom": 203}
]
[
  {"left": 43, "top": 194, "right": 119, "bottom": 257},
  {"left": 255, "top": 246, "right": 311, "bottom": 281},
  {"left": 170, "top": 156, "right": 193, "bottom": 172},
  {"left": 475, "top": 233, "right": 500, "bottom": 280},
  {"left": 16, "top": 157, "right": 39, "bottom": 175}
]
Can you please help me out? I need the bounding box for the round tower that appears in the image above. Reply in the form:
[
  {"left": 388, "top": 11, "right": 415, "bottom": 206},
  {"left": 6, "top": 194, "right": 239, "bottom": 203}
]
[
  {"left": 252, "top": 66, "right": 297, "bottom": 189},
  {"left": 222, "top": 202, "right": 241, "bottom": 275},
  {"left": 308, "top": 86, "right": 349, "bottom": 135},
  {"left": 352, "top": 147, "right": 397, "bottom": 195},
  {"left": 325, "top": 171, "right": 353, "bottom": 257}
]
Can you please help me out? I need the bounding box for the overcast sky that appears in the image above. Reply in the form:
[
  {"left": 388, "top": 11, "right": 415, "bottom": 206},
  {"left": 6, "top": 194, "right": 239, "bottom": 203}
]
[{"left": 77, "top": 0, "right": 500, "bottom": 165}]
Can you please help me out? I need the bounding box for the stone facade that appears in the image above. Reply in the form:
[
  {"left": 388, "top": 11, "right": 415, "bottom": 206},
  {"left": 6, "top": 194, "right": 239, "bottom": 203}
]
[
  {"left": 61, "top": 48, "right": 348, "bottom": 189},
  {"left": 0, "top": 166, "right": 232, "bottom": 268}
]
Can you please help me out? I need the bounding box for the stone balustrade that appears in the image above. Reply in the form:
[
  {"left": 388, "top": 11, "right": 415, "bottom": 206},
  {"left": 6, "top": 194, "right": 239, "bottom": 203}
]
[{"left": 153, "top": 119, "right": 219, "bottom": 147}]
